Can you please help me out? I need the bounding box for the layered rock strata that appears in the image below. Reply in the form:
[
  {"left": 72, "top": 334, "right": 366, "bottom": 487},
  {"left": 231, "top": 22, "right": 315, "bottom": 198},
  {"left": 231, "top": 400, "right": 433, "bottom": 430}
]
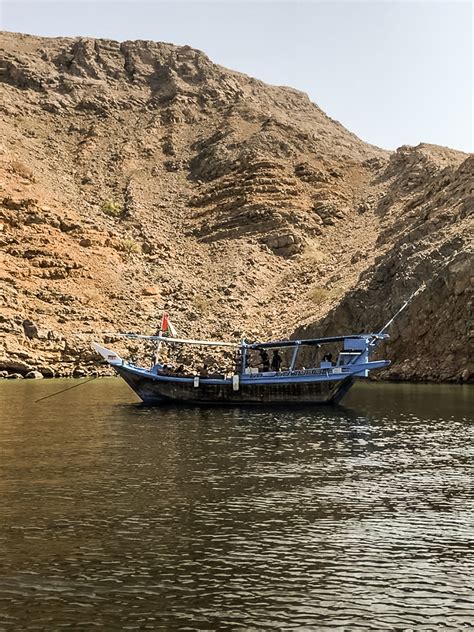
[{"left": 0, "top": 32, "right": 471, "bottom": 381}]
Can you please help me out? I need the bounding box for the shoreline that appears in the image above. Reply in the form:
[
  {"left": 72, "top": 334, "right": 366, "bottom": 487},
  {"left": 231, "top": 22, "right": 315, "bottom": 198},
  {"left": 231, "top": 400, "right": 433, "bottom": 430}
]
[{"left": 0, "top": 373, "right": 472, "bottom": 386}]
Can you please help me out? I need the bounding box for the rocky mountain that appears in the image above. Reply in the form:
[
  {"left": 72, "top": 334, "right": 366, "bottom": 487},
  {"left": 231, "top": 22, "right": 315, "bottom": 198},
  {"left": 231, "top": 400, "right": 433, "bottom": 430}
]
[{"left": 0, "top": 32, "right": 471, "bottom": 381}]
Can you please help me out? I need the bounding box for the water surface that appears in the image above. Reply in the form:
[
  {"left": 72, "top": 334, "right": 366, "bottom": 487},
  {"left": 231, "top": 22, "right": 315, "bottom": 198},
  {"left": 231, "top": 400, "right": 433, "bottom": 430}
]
[{"left": 0, "top": 379, "right": 473, "bottom": 630}]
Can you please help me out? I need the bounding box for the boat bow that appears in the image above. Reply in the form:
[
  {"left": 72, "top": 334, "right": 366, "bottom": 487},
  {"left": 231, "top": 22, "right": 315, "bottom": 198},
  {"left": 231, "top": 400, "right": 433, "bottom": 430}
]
[{"left": 91, "top": 342, "right": 123, "bottom": 366}]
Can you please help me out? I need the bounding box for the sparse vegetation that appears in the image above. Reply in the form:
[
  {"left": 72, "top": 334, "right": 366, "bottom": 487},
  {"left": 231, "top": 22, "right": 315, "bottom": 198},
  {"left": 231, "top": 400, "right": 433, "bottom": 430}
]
[
  {"left": 191, "top": 295, "right": 211, "bottom": 315},
  {"left": 101, "top": 198, "right": 124, "bottom": 218},
  {"left": 308, "top": 285, "right": 344, "bottom": 305},
  {"left": 118, "top": 238, "right": 140, "bottom": 256},
  {"left": 308, "top": 286, "right": 330, "bottom": 304},
  {"left": 301, "top": 243, "right": 326, "bottom": 265}
]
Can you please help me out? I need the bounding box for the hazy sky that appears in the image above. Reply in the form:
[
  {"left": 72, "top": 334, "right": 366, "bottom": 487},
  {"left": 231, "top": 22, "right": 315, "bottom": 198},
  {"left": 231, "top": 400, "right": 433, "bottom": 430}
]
[{"left": 1, "top": 1, "right": 472, "bottom": 152}]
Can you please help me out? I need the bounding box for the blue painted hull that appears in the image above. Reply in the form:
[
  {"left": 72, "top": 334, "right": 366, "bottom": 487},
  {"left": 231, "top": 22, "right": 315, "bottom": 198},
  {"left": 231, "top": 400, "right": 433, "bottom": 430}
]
[
  {"left": 93, "top": 333, "right": 391, "bottom": 406},
  {"left": 114, "top": 364, "right": 366, "bottom": 405}
]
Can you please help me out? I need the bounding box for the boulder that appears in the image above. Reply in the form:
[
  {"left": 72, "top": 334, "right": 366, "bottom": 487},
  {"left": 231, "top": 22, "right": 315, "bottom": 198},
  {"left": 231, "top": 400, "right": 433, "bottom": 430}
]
[
  {"left": 38, "top": 365, "right": 55, "bottom": 378},
  {"left": 47, "top": 330, "right": 63, "bottom": 342},
  {"left": 142, "top": 285, "right": 160, "bottom": 296},
  {"left": 23, "top": 319, "right": 39, "bottom": 339},
  {"left": 72, "top": 366, "right": 88, "bottom": 378},
  {"left": 264, "top": 231, "right": 302, "bottom": 257},
  {"left": 141, "top": 242, "right": 154, "bottom": 254},
  {"left": 0, "top": 357, "right": 33, "bottom": 375},
  {"left": 25, "top": 370, "right": 44, "bottom": 379}
]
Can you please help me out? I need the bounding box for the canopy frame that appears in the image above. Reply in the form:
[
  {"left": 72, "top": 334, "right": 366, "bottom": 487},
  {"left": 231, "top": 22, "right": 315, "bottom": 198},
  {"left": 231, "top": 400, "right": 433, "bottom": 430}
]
[
  {"left": 104, "top": 332, "right": 239, "bottom": 348},
  {"left": 104, "top": 332, "right": 389, "bottom": 352},
  {"left": 245, "top": 334, "right": 388, "bottom": 350}
]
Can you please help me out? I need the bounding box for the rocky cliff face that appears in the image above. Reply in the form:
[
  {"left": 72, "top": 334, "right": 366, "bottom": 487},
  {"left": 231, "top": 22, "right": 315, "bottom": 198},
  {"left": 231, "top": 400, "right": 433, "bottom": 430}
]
[
  {"left": 294, "top": 147, "right": 473, "bottom": 382},
  {"left": 0, "top": 32, "right": 471, "bottom": 380}
]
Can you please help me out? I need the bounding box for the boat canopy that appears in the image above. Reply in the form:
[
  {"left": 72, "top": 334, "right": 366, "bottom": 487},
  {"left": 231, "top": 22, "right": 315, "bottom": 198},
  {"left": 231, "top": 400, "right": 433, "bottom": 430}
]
[
  {"left": 105, "top": 332, "right": 388, "bottom": 349},
  {"left": 245, "top": 334, "right": 380, "bottom": 349},
  {"left": 104, "top": 333, "right": 239, "bottom": 348}
]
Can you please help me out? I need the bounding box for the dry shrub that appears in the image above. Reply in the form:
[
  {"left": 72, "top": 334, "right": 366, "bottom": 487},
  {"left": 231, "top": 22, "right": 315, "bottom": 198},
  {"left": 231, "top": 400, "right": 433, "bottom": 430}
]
[
  {"left": 192, "top": 295, "right": 211, "bottom": 315},
  {"left": 308, "top": 285, "right": 345, "bottom": 305},
  {"left": 117, "top": 238, "right": 140, "bottom": 256},
  {"left": 308, "top": 286, "right": 330, "bottom": 304},
  {"left": 301, "top": 243, "right": 326, "bottom": 265},
  {"left": 101, "top": 199, "right": 124, "bottom": 218}
]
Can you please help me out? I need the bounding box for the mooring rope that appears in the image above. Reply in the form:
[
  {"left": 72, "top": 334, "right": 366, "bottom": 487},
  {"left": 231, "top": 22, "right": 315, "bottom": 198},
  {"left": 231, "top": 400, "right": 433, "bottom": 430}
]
[{"left": 34, "top": 376, "right": 99, "bottom": 403}]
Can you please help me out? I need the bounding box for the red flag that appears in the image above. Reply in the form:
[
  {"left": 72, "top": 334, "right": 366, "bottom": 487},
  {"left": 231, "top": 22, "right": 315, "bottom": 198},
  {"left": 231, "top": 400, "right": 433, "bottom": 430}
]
[
  {"left": 160, "top": 312, "right": 177, "bottom": 337},
  {"left": 161, "top": 311, "right": 170, "bottom": 334}
]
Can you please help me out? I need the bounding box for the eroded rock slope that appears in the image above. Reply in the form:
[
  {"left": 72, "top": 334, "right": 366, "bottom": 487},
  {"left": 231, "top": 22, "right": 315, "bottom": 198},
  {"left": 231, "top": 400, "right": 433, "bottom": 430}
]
[{"left": 0, "top": 32, "right": 471, "bottom": 380}]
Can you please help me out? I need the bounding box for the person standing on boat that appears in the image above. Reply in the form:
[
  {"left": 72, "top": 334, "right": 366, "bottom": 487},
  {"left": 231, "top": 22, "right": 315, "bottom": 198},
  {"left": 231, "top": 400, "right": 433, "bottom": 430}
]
[
  {"left": 234, "top": 350, "right": 243, "bottom": 373},
  {"left": 259, "top": 349, "right": 270, "bottom": 372},
  {"left": 271, "top": 349, "right": 282, "bottom": 372}
]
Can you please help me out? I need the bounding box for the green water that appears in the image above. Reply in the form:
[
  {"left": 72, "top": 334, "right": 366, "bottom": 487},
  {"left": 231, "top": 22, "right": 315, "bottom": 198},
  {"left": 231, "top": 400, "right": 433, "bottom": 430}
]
[{"left": 0, "top": 379, "right": 473, "bottom": 630}]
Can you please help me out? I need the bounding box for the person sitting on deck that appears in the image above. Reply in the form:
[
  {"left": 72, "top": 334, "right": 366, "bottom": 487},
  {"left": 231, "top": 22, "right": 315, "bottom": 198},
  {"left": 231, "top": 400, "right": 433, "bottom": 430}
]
[
  {"left": 259, "top": 349, "right": 270, "bottom": 372},
  {"left": 200, "top": 364, "right": 209, "bottom": 378},
  {"left": 271, "top": 350, "right": 283, "bottom": 372}
]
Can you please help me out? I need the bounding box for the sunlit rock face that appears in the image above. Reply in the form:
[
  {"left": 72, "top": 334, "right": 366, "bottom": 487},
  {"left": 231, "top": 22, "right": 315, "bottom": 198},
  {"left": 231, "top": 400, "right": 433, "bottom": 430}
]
[{"left": 0, "top": 32, "right": 471, "bottom": 381}]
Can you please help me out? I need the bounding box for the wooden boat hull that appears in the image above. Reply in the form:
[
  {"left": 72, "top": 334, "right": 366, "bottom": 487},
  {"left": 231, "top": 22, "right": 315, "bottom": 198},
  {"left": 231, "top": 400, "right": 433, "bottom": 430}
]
[
  {"left": 92, "top": 332, "right": 391, "bottom": 407},
  {"left": 115, "top": 365, "right": 355, "bottom": 405}
]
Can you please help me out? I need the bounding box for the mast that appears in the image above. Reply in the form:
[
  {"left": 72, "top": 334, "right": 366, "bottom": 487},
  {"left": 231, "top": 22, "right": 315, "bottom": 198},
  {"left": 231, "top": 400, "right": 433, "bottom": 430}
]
[
  {"left": 153, "top": 328, "right": 163, "bottom": 366},
  {"left": 153, "top": 311, "right": 166, "bottom": 366}
]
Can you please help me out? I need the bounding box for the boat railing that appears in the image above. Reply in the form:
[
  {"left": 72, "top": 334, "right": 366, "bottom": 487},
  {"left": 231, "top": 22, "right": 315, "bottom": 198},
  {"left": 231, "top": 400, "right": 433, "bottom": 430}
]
[{"left": 246, "top": 366, "right": 354, "bottom": 379}]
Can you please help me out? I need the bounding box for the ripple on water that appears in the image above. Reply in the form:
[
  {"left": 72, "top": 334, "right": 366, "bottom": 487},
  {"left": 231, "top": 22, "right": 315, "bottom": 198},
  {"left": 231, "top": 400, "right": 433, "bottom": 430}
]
[{"left": 0, "top": 380, "right": 473, "bottom": 629}]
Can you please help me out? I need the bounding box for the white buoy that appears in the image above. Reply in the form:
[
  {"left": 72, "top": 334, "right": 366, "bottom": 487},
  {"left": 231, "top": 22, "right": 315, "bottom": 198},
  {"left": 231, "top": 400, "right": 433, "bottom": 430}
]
[
  {"left": 193, "top": 375, "right": 200, "bottom": 388},
  {"left": 232, "top": 374, "right": 240, "bottom": 391}
]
